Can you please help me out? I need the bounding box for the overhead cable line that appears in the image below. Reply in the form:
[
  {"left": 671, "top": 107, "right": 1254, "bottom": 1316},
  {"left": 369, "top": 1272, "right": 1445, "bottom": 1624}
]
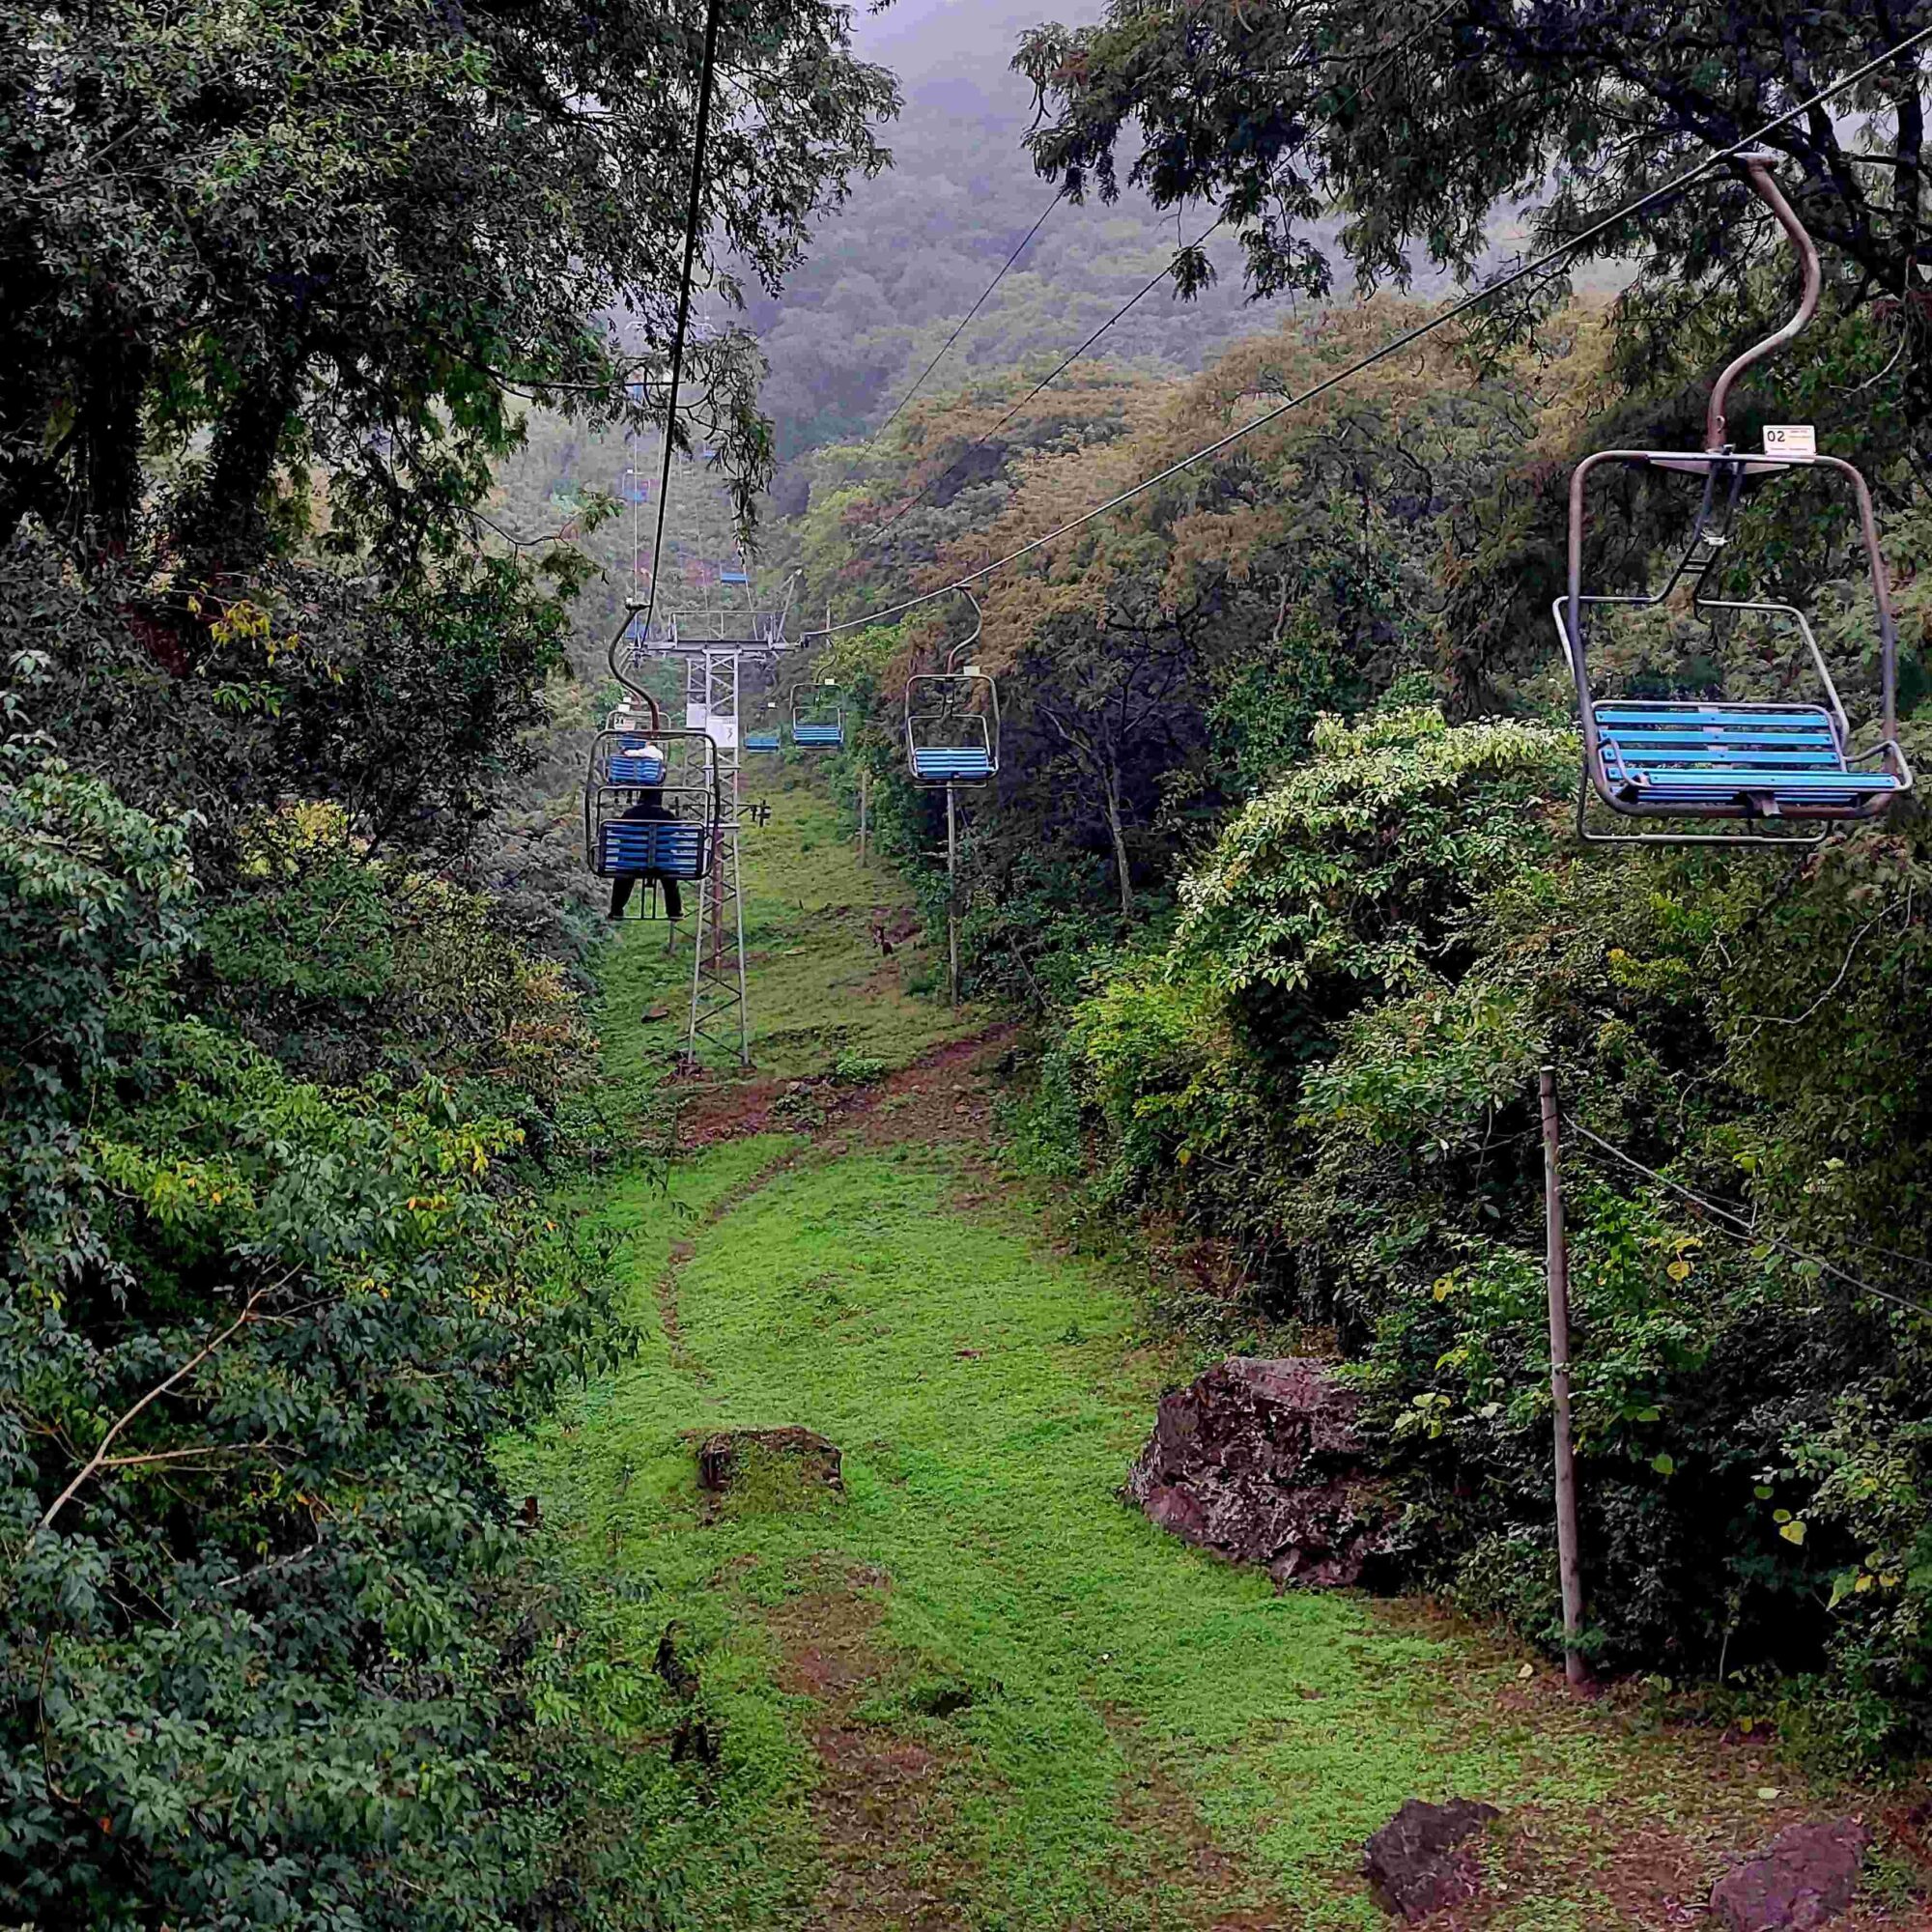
[
  {"left": 860, "top": 210, "right": 1229, "bottom": 546},
  {"left": 854, "top": 0, "right": 1462, "bottom": 552},
  {"left": 1566, "top": 1119, "right": 1932, "bottom": 1323},
  {"left": 620, "top": 0, "right": 727, "bottom": 679},
  {"left": 803, "top": 18, "right": 1932, "bottom": 640},
  {"left": 816, "top": 187, "right": 1068, "bottom": 498}
]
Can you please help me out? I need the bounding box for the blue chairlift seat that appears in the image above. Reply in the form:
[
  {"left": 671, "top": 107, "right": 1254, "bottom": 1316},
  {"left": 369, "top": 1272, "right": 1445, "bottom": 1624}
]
[
  {"left": 744, "top": 730, "right": 781, "bottom": 753},
  {"left": 793, "top": 722, "right": 844, "bottom": 750},
  {"left": 598, "top": 820, "right": 708, "bottom": 880},
  {"left": 605, "top": 747, "right": 667, "bottom": 786},
  {"left": 721, "top": 567, "right": 749, "bottom": 586},
  {"left": 1593, "top": 702, "right": 1904, "bottom": 814},
  {"left": 910, "top": 747, "right": 993, "bottom": 781}
]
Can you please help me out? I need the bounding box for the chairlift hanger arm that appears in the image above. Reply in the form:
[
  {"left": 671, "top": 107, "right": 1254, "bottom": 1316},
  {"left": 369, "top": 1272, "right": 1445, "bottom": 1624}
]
[
  {"left": 945, "top": 587, "right": 984, "bottom": 672},
  {"left": 1707, "top": 154, "right": 1823, "bottom": 453}
]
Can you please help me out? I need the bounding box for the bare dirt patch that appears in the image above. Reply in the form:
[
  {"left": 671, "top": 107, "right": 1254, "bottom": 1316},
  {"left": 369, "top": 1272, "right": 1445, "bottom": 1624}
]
[
  {"left": 1107, "top": 1712, "right": 1302, "bottom": 1929},
  {"left": 673, "top": 1073, "right": 798, "bottom": 1148},
  {"left": 838, "top": 1027, "right": 1015, "bottom": 1151},
  {"left": 671, "top": 1025, "right": 1017, "bottom": 1154},
  {"left": 764, "top": 1584, "right": 978, "bottom": 1931},
  {"left": 650, "top": 1262, "right": 708, "bottom": 1381}
]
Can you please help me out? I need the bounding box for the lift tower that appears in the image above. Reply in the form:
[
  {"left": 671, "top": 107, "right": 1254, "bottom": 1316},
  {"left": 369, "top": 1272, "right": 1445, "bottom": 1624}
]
[{"left": 628, "top": 608, "right": 784, "bottom": 1069}]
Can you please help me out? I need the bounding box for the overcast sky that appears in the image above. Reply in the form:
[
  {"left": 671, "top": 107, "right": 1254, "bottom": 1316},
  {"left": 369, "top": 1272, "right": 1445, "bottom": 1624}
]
[{"left": 850, "top": 0, "right": 1108, "bottom": 85}]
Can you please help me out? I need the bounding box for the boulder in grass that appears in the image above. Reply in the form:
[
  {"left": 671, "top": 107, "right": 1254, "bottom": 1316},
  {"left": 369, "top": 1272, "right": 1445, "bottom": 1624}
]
[
  {"left": 1363, "top": 1798, "right": 1500, "bottom": 1922},
  {"left": 1710, "top": 1820, "right": 1870, "bottom": 1931},
  {"left": 1126, "top": 1357, "right": 1393, "bottom": 1588}
]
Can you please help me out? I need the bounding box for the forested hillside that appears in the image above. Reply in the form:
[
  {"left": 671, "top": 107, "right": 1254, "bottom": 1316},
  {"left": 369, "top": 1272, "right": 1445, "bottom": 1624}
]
[
  {"left": 0, "top": 3, "right": 887, "bottom": 1920},
  {"left": 770, "top": 0, "right": 1932, "bottom": 1781},
  {"left": 9, "top": 0, "right": 1932, "bottom": 1927}
]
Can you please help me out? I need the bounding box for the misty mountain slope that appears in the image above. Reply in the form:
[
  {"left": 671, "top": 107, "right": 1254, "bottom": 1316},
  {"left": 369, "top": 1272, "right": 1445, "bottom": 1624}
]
[{"left": 749, "top": 2, "right": 1290, "bottom": 468}]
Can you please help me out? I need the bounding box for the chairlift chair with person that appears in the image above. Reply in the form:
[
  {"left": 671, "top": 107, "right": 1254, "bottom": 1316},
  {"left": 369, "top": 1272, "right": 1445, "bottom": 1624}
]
[{"left": 586, "top": 673, "right": 719, "bottom": 923}]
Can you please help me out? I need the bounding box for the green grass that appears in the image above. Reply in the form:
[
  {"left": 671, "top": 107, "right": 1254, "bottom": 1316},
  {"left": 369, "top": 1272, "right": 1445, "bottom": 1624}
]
[
  {"left": 518, "top": 1140, "right": 1693, "bottom": 1929},
  {"left": 592, "top": 768, "right": 978, "bottom": 1091}
]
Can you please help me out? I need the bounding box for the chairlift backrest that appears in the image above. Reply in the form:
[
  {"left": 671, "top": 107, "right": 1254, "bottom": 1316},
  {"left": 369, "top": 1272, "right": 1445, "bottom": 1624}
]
[{"left": 1553, "top": 153, "right": 1912, "bottom": 846}]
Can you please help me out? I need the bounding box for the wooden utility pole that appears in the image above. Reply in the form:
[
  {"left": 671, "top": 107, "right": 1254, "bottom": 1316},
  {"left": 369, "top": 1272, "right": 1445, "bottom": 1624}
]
[
  {"left": 1539, "top": 1067, "right": 1589, "bottom": 1690},
  {"left": 945, "top": 781, "right": 959, "bottom": 1009}
]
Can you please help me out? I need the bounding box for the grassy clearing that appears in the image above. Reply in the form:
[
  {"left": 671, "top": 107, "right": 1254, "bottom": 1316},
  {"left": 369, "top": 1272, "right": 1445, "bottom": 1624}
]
[
  {"left": 520, "top": 775, "right": 1914, "bottom": 1930},
  {"left": 593, "top": 764, "right": 977, "bottom": 1095},
  {"left": 525, "top": 1137, "right": 1856, "bottom": 1929}
]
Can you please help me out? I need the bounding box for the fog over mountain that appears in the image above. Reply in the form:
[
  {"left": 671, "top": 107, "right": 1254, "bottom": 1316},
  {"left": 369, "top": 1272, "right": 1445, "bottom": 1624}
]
[
  {"left": 748, "top": 0, "right": 1283, "bottom": 478},
  {"left": 739, "top": 1, "right": 1616, "bottom": 500}
]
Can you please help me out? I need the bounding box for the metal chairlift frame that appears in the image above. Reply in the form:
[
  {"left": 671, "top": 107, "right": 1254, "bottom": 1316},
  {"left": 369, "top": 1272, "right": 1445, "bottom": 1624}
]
[
  {"left": 791, "top": 676, "right": 846, "bottom": 750},
  {"left": 1553, "top": 152, "right": 1913, "bottom": 846},
  {"left": 587, "top": 652, "right": 721, "bottom": 923},
  {"left": 905, "top": 590, "right": 1000, "bottom": 787}
]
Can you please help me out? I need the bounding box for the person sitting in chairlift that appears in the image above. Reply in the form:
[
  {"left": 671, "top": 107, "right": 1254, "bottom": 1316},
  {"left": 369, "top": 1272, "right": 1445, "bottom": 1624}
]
[{"left": 609, "top": 745, "right": 683, "bottom": 922}]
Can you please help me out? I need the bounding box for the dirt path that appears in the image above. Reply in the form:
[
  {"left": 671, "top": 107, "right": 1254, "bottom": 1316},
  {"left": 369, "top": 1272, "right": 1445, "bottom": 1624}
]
[{"left": 671, "top": 1024, "right": 1017, "bottom": 1151}]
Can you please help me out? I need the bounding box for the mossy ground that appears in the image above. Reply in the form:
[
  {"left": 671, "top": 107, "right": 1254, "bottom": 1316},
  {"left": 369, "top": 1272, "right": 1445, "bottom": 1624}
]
[{"left": 515, "top": 774, "right": 1921, "bottom": 1930}]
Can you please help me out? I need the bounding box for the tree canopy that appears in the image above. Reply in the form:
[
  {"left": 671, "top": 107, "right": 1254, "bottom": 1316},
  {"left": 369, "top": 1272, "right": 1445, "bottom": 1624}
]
[
  {"left": 0, "top": 5, "right": 896, "bottom": 1920},
  {"left": 2, "top": 0, "right": 895, "bottom": 586},
  {"left": 1015, "top": 3, "right": 1932, "bottom": 411}
]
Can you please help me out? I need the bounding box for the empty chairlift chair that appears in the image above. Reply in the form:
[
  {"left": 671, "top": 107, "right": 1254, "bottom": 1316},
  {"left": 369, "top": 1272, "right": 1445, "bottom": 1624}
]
[
  {"left": 1553, "top": 154, "right": 1912, "bottom": 845},
  {"left": 906, "top": 596, "right": 999, "bottom": 784},
  {"left": 744, "top": 688, "right": 781, "bottom": 754},
  {"left": 792, "top": 680, "right": 846, "bottom": 751},
  {"left": 740, "top": 649, "right": 783, "bottom": 753}
]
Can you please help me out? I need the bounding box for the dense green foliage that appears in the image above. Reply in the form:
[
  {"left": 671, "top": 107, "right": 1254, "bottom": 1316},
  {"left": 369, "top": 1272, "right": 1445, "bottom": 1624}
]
[
  {"left": 1, "top": 2, "right": 892, "bottom": 1920},
  {"left": 4, "top": 0, "right": 894, "bottom": 571},
  {"left": 1067, "top": 706, "right": 1932, "bottom": 1732},
  {"left": 0, "top": 734, "right": 623, "bottom": 1920}
]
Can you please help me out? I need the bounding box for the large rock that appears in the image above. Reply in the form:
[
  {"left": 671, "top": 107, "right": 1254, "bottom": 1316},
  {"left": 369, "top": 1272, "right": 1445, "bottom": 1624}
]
[
  {"left": 1363, "top": 1798, "right": 1500, "bottom": 1922},
  {"left": 1126, "top": 1357, "right": 1392, "bottom": 1587},
  {"left": 1710, "top": 1820, "right": 1870, "bottom": 1931},
  {"left": 696, "top": 1426, "right": 841, "bottom": 1493}
]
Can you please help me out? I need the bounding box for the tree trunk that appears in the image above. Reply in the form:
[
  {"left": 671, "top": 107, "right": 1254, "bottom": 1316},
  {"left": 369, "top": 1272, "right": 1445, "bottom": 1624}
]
[
  {"left": 1101, "top": 765, "right": 1132, "bottom": 923},
  {"left": 174, "top": 349, "right": 305, "bottom": 586}
]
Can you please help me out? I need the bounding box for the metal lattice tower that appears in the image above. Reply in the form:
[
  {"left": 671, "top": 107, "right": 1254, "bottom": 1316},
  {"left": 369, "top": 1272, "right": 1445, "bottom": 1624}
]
[
  {"left": 625, "top": 609, "right": 787, "bottom": 1070},
  {"left": 681, "top": 632, "right": 749, "bottom": 1069}
]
